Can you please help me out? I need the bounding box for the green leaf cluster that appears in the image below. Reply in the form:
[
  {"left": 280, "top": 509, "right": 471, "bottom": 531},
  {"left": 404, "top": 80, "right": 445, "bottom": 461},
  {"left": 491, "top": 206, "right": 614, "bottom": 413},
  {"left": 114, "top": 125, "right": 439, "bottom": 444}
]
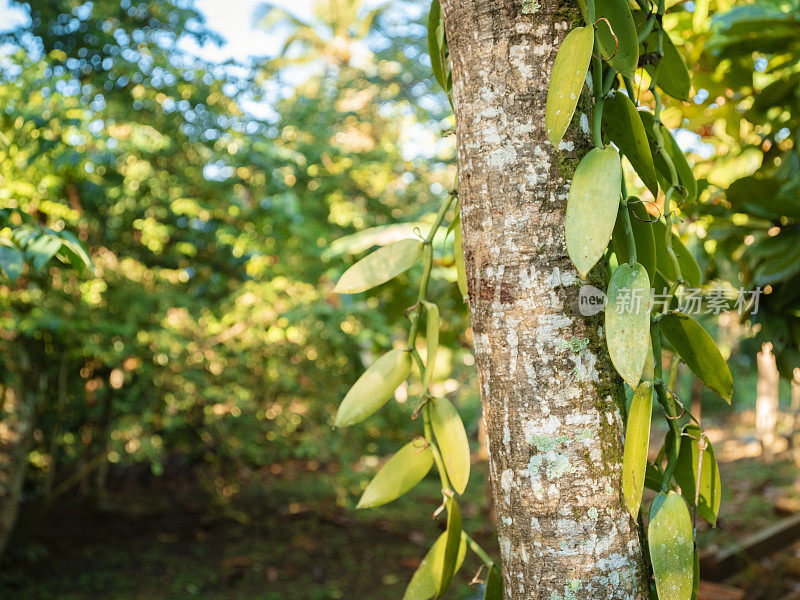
[{"left": 545, "top": 3, "right": 733, "bottom": 592}]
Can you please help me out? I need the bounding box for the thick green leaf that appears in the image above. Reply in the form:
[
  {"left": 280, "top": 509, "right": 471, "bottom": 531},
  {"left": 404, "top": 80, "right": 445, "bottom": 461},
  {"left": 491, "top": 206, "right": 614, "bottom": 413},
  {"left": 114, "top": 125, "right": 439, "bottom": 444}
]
[
  {"left": 660, "top": 313, "right": 732, "bottom": 402},
  {"left": 430, "top": 397, "right": 470, "bottom": 495},
  {"left": 602, "top": 94, "right": 658, "bottom": 196},
  {"left": 611, "top": 199, "right": 657, "bottom": 281},
  {"left": 0, "top": 246, "right": 24, "bottom": 281},
  {"left": 566, "top": 146, "right": 622, "bottom": 278},
  {"left": 325, "top": 223, "right": 428, "bottom": 259},
  {"left": 651, "top": 37, "right": 691, "bottom": 102},
  {"left": 662, "top": 423, "right": 678, "bottom": 464},
  {"left": 635, "top": 12, "right": 691, "bottom": 101},
  {"left": 357, "top": 438, "right": 433, "bottom": 509},
  {"left": 446, "top": 204, "right": 460, "bottom": 239},
  {"left": 335, "top": 349, "right": 413, "bottom": 427},
  {"left": 660, "top": 130, "right": 697, "bottom": 203},
  {"left": 674, "top": 424, "right": 721, "bottom": 526},
  {"left": 642, "top": 335, "right": 655, "bottom": 381},
  {"left": 422, "top": 301, "right": 440, "bottom": 392},
  {"left": 545, "top": 26, "right": 594, "bottom": 147},
  {"left": 652, "top": 220, "right": 702, "bottom": 288},
  {"left": 484, "top": 565, "right": 502, "bottom": 600},
  {"left": 334, "top": 238, "right": 423, "bottom": 294},
  {"left": 645, "top": 462, "right": 664, "bottom": 492},
  {"left": 623, "top": 381, "right": 653, "bottom": 518},
  {"left": 454, "top": 221, "right": 468, "bottom": 301},
  {"left": 403, "top": 531, "right": 467, "bottom": 600},
  {"left": 427, "top": 0, "right": 446, "bottom": 92},
  {"left": 606, "top": 263, "right": 651, "bottom": 386},
  {"left": 649, "top": 491, "right": 694, "bottom": 600},
  {"left": 640, "top": 112, "right": 697, "bottom": 202},
  {"left": 592, "top": 0, "right": 639, "bottom": 77},
  {"left": 436, "top": 498, "right": 461, "bottom": 598}
]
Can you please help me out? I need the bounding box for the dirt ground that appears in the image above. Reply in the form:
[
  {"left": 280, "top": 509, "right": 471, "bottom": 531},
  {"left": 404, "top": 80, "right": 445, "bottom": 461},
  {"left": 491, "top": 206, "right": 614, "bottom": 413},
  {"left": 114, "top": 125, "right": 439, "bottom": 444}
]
[
  {"left": 3, "top": 408, "right": 800, "bottom": 600},
  {"left": 0, "top": 462, "right": 498, "bottom": 600}
]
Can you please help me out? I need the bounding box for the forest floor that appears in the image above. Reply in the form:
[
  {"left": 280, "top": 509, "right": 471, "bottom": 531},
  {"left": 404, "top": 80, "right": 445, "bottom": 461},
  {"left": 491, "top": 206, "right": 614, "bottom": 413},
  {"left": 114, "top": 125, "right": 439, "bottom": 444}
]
[
  {"left": 3, "top": 409, "right": 800, "bottom": 599},
  {"left": 0, "top": 462, "right": 498, "bottom": 600}
]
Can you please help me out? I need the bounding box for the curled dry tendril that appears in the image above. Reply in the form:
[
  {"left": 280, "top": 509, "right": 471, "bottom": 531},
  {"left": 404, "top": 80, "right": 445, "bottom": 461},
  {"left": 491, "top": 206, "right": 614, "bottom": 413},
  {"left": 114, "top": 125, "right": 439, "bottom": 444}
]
[
  {"left": 593, "top": 17, "right": 619, "bottom": 60},
  {"left": 628, "top": 197, "right": 662, "bottom": 222}
]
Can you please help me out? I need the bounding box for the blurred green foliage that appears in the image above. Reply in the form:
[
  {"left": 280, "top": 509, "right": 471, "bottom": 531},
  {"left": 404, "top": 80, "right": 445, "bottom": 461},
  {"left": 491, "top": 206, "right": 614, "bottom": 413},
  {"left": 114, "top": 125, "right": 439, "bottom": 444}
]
[
  {"left": 0, "top": 0, "right": 474, "bottom": 538},
  {"left": 662, "top": 0, "right": 800, "bottom": 377}
]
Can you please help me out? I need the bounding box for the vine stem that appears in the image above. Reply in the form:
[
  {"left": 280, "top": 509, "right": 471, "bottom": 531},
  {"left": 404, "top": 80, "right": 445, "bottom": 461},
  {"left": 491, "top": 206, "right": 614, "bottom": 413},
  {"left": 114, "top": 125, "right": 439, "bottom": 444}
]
[
  {"left": 635, "top": 3, "right": 684, "bottom": 313},
  {"left": 650, "top": 81, "right": 684, "bottom": 310},
  {"left": 406, "top": 188, "right": 496, "bottom": 565},
  {"left": 406, "top": 192, "right": 456, "bottom": 349},
  {"left": 586, "top": 0, "right": 596, "bottom": 24},
  {"left": 621, "top": 199, "right": 638, "bottom": 265},
  {"left": 406, "top": 186, "right": 497, "bottom": 569},
  {"left": 422, "top": 389, "right": 498, "bottom": 570},
  {"left": 422, "top": 400, "right": 496, "bottom": 568},
  {"left": 644, "top": 6, "right": 684, "bottom": 493},
  {"left": 619, "top": 169, "right": 638, "bottom": 265},
  {"left": 465, "top": 533, "right": 494, "bottom": 567},
  {"left": 637, "top": 12, "right": 657, "bottom": 44},
  {"left": 655, "top": 382, "right": 680, "bottom": 489},
  {"left": 409, "top": 190, "right": 457, "bottom": 478},
  {"left": 693, "top": 432, "right": 707, "bottom": 543},
  {"left": 622, "top": 74, "right": 637, "bottom": 103},
  {"left": 602, "top": 66, "right": 617, "bottom": 95},
  {"left": 652, "top": 322, "right": 679, "bottom": 492},
  {"left": 591, "top": 54, "right": 605, "bottom": 148},
  {"left": 652, "top": 318, "right": 663, "bottom": 383},
  {"left": 411, "top": 348, "right": 425, "bottom": 380},
  {"left": 668, "top": 356, "right": 679, "bottom": 389}
]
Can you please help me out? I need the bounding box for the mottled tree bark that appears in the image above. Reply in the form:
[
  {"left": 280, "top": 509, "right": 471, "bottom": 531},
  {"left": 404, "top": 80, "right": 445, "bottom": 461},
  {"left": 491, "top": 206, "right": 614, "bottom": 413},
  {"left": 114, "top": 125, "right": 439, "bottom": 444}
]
[{"left": 440, "top": 1, "right": 648, "bottom": 598}]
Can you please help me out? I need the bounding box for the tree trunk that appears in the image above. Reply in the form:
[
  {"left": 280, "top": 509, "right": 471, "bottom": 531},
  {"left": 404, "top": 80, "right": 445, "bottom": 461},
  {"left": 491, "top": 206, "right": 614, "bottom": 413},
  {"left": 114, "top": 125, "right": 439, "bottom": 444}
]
[
  {"left": 0, "top": 383, "right": 38, "bottom": 557},
  {"left": 440, "top": 1, "right": 648, "bottom": 598},
  {"left": 791, "top": 368, "right": 800, "bottom": 468},
  {"left": 756, "top": 342, "right": 779, "bottom": 461}
]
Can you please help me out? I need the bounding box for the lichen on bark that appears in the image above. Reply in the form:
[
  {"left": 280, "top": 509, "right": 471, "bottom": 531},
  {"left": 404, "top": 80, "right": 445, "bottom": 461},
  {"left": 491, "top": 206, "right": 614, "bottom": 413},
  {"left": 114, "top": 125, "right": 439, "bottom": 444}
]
[{"left": 439, "top": 0, "right": 648, "bottom": 597}]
